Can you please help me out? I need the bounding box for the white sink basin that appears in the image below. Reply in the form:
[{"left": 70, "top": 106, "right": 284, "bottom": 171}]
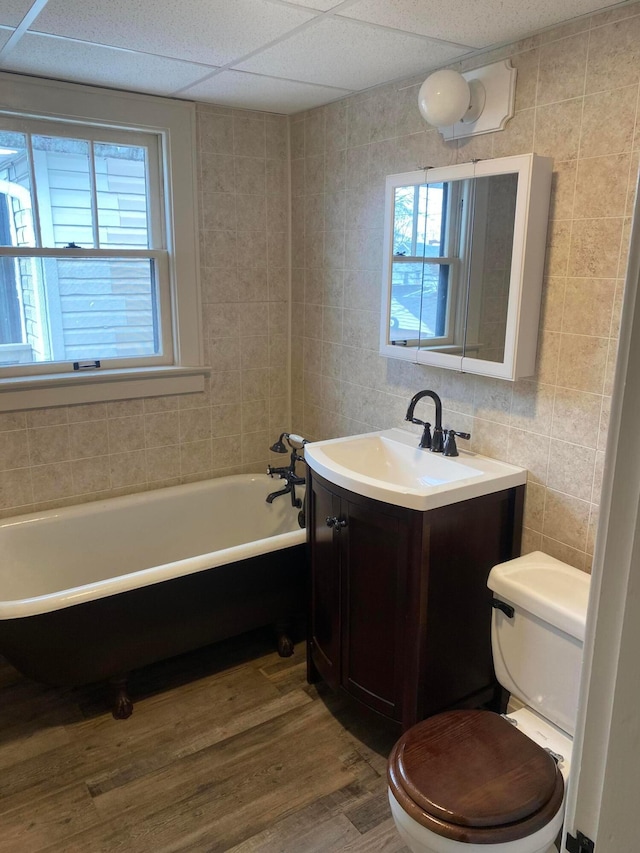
[{"left": 304, "top": 428, "right": 526, "bottom": 511}]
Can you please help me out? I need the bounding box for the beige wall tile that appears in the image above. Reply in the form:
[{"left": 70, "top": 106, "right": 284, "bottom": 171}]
[
  {"left": 31, "top": 461, "right": 74, "bottom": 503},
  {"left": 540, "top": 535, "right": 587, "bottom": 570},
  {"left": 543, "top": 489, "right": 591, "bottom": 551},
  {"left": 585, "top": 16, "right": 640, "bottom": 94},
  {"left": 144, "top": 411, "right": 180, "bottom": 449},
  {"left": 580, "top": 86, "right": 638, "bottom": 157},
  {"left": 110, "top": 450, "right": 147, "bottom": 489},
  {"left": 568, "top": 218, "right": 624, "bottom": 278},
  {"left": 537, "top": 33, "right": 588, "bottom": 106},
  {"left": 68, "top": 420, "right": 109, "bottom": 460},
  {"left": 574, "top": 154, "right": 630, "bottom": 218},
  {"left": 146, "top": 445, "right": 181, "bottom": 482},
  {"left": 562, "top": 278, "right": 616, "bottom": 337},
  {"left": 107, "top": 415, "right": 145, "bottom": 453},
  {"left": 556, "top": 333, "right": 609, "bottom": 393},
  {"left": 29, "top": 424, "right": 70, "bottom": 466},
  {"left": 507, "top": 429, "right": 550, "bottom": 484},
  {"left": 0, "top": 467, "right": 32, "bottom": 510},
  {"left": 0, "top": 430, "right": 29, "bottom": 471},
  {"left": 547, "top": 439, "right": 596, "bottom": 500},
  {"left": 524, "top": 482, "right": 545, "bottom": 532},
  {"left": 71, "top": 456, "right": 110, "bottom": 495},
  {"left": 539, "top": 276, "right": 565, "bottom": 332},
  {"left": 534, "top": 100, "right": 583, "bottom": 160},
  {"left": 552, "top": 387, "right": 603, "bottom": 448},
  {"left": 549, "top": 161, "right": 577, "bottom": 221},
  {"left": 180, "top": 440, "right": 213, "bottom": 476}
]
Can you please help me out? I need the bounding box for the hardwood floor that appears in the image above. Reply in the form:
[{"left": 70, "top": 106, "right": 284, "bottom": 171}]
[{"left": 0, "top": 630, "right": 410, "bottom": 852}]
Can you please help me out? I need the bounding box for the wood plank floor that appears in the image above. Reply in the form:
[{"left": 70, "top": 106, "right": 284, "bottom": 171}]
[{"left": 0, "top": 629, "right": 410, "bottom": 852}]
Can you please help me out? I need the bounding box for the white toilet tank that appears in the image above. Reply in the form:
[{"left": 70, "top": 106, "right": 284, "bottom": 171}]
[{"left": 488, "top": 551, "right": 591, "bottom": 737}]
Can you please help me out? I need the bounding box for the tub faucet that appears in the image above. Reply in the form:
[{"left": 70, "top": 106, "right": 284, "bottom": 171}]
[
  {"left": 405, "top": 389, "right": 444, "bottom": 452},
  {"left": 267, "top": 433, "right": 308, "bottom": 510}
]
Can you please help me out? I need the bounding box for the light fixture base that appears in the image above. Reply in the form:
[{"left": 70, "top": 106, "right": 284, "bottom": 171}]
[{"left": 438, "top": 60, "right": 516, "bottom": 141}]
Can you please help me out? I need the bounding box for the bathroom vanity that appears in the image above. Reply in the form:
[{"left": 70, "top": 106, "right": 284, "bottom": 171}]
[{"left": 304, "top": 429, "right": 526, "bottom": 731}]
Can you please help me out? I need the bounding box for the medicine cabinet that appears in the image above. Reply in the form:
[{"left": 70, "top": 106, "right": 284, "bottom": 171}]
[{"left": 379, "top": 154, "right": 552, "bottom": 380}]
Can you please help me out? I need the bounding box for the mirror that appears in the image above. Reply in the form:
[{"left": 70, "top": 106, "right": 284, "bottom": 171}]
[{"left": 380, "top": 154, "right": 552, "bottom": 380}]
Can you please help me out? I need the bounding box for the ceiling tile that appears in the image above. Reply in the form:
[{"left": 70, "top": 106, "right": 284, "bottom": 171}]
[
  {"left": 339, "top": 0, "right": 622, "bottom": 49},
  {"left": 0, "top": 29, "right": 13, "bottom": 50},
  {"left": 278, "top": 0, "right": 347, "bottom": 9},
  {"left": 1, "top": 33, "right": 216, "bottom": 96},
  {"left": 235, "top": 16, "right": 468, "bottom": 89},
  {"left": 178, "top": 69, "right": 351, "bottom": 113},
  {"left": 0, "top": 0, "right": 34, "bottom": 28},
  {"left": 30, "top": 0, "right": 319, "bottom": 66}
]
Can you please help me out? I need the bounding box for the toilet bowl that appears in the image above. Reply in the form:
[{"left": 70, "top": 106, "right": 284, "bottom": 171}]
[{"left": 387, "top": 552, "right": 590, "bottom": 853}]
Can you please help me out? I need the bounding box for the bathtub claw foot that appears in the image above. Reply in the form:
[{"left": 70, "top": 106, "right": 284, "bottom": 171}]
[
  {"left": 108, "top": 677, "right": 133, "bottom": 720},
  {"left": 275, "top": 622, "right": 295, "bottom": 658}
]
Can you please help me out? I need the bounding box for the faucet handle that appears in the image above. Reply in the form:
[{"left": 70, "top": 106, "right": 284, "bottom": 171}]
[{"left": 443, "top": 430, "right": 471, "bottom": 457}]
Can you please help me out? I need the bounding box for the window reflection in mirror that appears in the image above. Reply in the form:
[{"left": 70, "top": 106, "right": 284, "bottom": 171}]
[
  {"left": 387, "top": 172, "right": 519, "bottom": 360},
  {"left": 390, "top": 181, "right": 464, "bottom": 348}
]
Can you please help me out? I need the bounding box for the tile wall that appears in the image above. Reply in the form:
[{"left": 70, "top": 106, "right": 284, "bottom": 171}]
[
  {"left": 290, "top": 3, "right": 640, "bottom": 571},
  {"left": 0, "top": 105, "right": 290, "bottom": 518}
]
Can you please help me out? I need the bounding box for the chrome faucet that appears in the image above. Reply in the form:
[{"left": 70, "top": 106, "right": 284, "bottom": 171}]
[
  {"left": 405, "top": 390, "right": 471, "bottom": 455},
  {"left": 405, "top": 390, "right": 444, "bottom": 451}
]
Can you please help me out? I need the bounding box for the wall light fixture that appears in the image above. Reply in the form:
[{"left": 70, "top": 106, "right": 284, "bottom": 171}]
[{"left": 418, "top": 60, "right": 516, "bottom": 141}]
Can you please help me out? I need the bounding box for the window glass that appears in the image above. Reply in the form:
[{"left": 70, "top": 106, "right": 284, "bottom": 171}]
[
  {"left": 390, "top": 181, "right": 452, "bottom": 343},
  {"left": 0, "top": 131, "right": 34, "bottom": 248},
  {"left": 0, "top": 123, "right": 163, "bottom": 371},
  {"left": 33, "top": 134, "right": 94, "bottom": 248},
  {"left": 0, "top": 256, "right": 159, "bottom": 366},
  {"left": 94, "top": 143, "right": 149, "bottom": 249}
]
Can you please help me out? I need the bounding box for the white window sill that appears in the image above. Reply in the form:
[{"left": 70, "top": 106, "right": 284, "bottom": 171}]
[{"left": 0, "top": 366, "right": 210, "bottom": 412}]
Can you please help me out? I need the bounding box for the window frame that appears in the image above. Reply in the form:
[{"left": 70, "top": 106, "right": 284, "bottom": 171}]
[{"left": 0, "top": 71, "right": 205, "bottom": 411}]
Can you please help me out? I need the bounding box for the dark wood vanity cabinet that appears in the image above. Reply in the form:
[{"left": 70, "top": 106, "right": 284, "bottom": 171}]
[{"left": 307, "top": 470, "right": 524, "bottom": 731}]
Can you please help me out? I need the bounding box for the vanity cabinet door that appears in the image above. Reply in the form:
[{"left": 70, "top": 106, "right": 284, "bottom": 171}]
[
  {"left": 308, "top": 475, "right": 342, "bottom": 689},
  {"left": 340, "top": 498, "right": 411, "bottom": 721}
]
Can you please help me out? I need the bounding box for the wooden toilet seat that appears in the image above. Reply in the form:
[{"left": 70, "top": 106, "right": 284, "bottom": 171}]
[{"left": 387, "top": 709, "right": 565, "bottom": 844}]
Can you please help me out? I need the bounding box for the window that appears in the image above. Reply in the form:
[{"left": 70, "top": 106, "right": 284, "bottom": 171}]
[{"left": 0, "top": 72, "right": 203, "bottom": 410}]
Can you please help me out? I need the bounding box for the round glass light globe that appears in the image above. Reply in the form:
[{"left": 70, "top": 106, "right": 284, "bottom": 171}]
[{"left": 418, "top": 69, "right": 471, "bottom": 127}]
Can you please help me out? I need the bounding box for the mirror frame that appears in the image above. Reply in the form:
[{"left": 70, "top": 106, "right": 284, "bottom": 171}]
[{"left": 379, "top": 153, "right": 552, "bottom": 380}]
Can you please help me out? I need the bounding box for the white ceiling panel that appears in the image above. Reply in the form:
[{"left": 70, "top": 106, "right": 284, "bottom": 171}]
[
  {"left": 278, "top": 0, "right": 349, "bottom": 9},
  {"left": 31, "top": 0, "right": 319, "bottom": 66},
  {"left": 235, "top": 16, "right": 468, "bottom": 90},
  {"left": 179, "top": 69, "right": 351, "bottom": 113},
  {"left": 2, "top": 33, "right": 216, "bottom": 97},
  {"left": 0, "top": 0, "right": 33, "bottom": 29},
  {"left": 0, "top": 0, "right": 630, "bottom": 114},
  {"left": 0, "top": 29, "right": 13, "bottom": 50},
  {"left": 339, "top": 0, "right": 622, "bottom": 49}
]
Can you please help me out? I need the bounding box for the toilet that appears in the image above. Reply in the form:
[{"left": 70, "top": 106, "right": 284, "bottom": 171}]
[{"left": 388, "top": 551, "right": 590, "bottom": 853}]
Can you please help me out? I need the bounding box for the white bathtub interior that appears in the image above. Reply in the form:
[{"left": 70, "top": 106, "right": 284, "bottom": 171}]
[{"left": 0, "top": 475, "right": 306, "bottom": 616}]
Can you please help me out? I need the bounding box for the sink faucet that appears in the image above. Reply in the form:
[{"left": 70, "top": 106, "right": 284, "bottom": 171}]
[{"left": 405, "top": 390, "right": 444, "bottom": 452}]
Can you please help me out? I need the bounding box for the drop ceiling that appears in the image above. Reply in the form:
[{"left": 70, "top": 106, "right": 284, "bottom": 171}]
[{"left": 0, "top": 0, "right": 631, "bottom": 114}]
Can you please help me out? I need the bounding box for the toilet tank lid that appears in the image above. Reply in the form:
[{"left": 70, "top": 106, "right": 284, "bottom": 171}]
[{"left": 488, "top": 551, "right": 591, "bottom": 641}]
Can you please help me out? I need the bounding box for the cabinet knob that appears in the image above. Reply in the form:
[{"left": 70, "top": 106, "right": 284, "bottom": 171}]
[{"left": 326, "top": 516, "right": 347, "bottom": 530}]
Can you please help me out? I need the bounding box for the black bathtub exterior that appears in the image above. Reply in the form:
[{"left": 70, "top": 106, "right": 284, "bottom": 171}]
[{"left": 0, "top": 543, "right": 306, "bottom": 688}]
